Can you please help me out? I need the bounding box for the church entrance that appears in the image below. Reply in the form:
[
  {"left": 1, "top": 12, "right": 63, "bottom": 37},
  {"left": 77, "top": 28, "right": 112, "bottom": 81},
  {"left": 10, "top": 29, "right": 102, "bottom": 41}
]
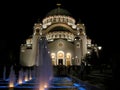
[
  {"left": 57, "top": 51, "right": 64, "bottom": 65},
  {"left": 58, "top": 59, "right": 63, "bottom": 65}
]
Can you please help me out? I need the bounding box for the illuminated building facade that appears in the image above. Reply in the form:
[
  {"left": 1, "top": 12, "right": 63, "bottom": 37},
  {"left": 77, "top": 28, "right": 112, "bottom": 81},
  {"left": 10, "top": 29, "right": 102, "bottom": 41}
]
[{"left": 20, "top": 6, "right": 100, "bottom": 67}]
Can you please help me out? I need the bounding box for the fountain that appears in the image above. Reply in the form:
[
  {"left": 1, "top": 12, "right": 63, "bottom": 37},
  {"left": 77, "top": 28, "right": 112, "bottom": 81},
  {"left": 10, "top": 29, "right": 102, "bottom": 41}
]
[
  {"left": 9, "top": 66, "right": 16, "bottom": 88},
  {"left": 0, "top": 37, "right": 101, "bottom": 90},
  {"left": 34, "top": 37, "right": 53, "bottom": 90},
  {"left": 18, "top": 69, "right": 24, "bottom": 84}
]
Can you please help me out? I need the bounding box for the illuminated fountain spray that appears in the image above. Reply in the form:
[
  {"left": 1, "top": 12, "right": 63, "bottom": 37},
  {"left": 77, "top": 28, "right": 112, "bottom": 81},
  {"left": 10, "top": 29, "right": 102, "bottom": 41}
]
[
  {"left": 18, "top": 69, "right": 32, "bottom": 84},
  {"left": 35, "top": 37, "right": 53, "bottom": 90},
  {"left": 24, "top": 70, "right": 29, "bottom": 82},
  {"left": 18, "top": 69, "right": 24, "bottom": 84},
  {"left": 9, "top": 66, "right": 16, "bottom": 88}
]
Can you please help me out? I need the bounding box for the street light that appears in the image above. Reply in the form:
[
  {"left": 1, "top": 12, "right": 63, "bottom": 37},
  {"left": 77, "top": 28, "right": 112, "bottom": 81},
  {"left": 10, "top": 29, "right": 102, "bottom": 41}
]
[{"left": 98, "top": 46, "right": 102, "bottom": 50}]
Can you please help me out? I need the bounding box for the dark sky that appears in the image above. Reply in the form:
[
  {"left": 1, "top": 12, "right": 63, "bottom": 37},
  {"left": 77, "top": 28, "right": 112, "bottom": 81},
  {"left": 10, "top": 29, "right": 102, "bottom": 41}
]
[{"left": 0, "top": 1, "right": 118, "bottom": 60}]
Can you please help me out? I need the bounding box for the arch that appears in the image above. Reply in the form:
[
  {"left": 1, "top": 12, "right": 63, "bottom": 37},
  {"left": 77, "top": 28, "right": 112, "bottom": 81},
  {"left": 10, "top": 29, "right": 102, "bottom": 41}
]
[
  {"left": 51, "top": 53, "right": 56, "bottom": 65},
  {"left": 42, "top": 23, "right": 76, "bottom": 35},
  {"left": 57, "top": 51, "right": 65, "bottom": 65},
  {"left": 66, "top": 53, "right": 71, "bottom": 66}
]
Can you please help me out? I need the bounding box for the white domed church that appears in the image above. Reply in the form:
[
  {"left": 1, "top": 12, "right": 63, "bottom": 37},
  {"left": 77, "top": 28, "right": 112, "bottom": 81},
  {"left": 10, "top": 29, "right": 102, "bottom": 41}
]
[{"left": 20, "top": 5, "right": 99, "bottom": 67}]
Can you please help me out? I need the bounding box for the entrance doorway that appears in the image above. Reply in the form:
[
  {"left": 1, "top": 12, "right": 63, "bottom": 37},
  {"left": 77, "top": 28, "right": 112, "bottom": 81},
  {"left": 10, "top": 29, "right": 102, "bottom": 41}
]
[
  {"left": 57, "top": 51, "right": 64, "bottom": 65},
  {"left": 58, "top": 59, "right": 63, "bottom": 65}
]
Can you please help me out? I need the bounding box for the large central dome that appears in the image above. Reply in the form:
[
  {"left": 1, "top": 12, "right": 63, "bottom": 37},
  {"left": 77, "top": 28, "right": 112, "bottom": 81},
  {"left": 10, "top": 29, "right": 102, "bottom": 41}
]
[{"left": 46, "top": 7, "right": 72, "bottom": 17}]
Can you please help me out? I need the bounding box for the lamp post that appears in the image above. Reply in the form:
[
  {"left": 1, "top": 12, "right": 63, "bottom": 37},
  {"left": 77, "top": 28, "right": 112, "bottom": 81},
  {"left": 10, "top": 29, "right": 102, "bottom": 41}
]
[{"left": 97, "top": 46, "right": 102, "bottom": 58}]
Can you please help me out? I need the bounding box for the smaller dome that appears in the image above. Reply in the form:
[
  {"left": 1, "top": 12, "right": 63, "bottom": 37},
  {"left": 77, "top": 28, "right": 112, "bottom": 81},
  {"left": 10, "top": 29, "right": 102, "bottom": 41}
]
[{"left": 46, "top": 7, "right": 72, "bottom": 17}]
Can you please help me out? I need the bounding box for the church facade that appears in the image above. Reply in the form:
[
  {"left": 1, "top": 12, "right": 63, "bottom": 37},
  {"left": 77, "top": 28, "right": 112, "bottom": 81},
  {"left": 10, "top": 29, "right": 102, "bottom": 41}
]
[{"left": 20, "top": 6, "right": 100, "bottom": 67}]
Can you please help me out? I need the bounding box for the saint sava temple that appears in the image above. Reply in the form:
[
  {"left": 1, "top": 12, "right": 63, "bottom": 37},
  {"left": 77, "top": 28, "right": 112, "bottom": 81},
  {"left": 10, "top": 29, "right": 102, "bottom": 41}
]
[
  {"left": 20, "top": 5, "right": 101, "bottom": 67},
  {"left": 0, "top": 4, "right": 111, "bottom": 90}
]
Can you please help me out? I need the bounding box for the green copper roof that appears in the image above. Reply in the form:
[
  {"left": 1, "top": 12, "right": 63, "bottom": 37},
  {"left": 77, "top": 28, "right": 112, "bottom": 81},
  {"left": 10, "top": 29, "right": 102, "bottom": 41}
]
[{"left": 46, "top": 7, "right": 72, "bottom": 17}]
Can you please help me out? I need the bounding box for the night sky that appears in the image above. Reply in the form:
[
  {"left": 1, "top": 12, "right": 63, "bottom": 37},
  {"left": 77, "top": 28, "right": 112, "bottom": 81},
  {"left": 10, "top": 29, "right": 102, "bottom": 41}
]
[{"left": 0, "top": 1, "right": 118, "bottom": 64}]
